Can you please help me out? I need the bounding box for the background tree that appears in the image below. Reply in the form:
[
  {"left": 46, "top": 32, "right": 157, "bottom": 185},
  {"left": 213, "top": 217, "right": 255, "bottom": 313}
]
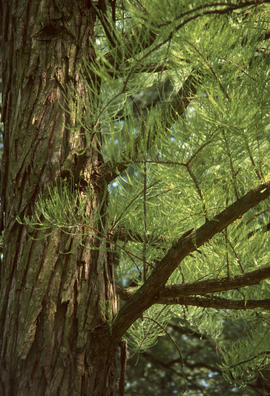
[{"left": 1, "top": 1, "right": 270, "bottom": 395}]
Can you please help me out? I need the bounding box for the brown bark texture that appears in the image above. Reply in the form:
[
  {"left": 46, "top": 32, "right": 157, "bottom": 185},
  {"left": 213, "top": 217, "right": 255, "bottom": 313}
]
[{"left": 0, "top": 1, "right": 120, "bottom": 395}]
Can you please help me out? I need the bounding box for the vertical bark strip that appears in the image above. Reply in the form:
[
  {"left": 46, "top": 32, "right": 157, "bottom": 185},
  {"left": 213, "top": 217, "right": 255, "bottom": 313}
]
[{"left": 0, "top": 1, "right": 119, "bottom": 394}]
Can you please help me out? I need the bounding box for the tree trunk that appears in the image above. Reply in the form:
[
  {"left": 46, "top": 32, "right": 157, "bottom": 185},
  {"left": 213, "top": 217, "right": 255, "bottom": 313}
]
[{"left": 0, "top": 1, "right": 120, "bottom": 395}]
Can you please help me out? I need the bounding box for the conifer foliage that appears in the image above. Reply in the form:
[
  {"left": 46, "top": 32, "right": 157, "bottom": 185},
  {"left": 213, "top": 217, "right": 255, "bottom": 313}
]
[{"left": 1, "top": 0, "right": 270, "bottom": 394}]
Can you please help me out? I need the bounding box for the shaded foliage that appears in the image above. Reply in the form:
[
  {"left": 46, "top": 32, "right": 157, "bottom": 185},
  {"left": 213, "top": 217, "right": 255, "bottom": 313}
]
[{"left": 126, "top": 319, "right": 270, "bottom": 395}]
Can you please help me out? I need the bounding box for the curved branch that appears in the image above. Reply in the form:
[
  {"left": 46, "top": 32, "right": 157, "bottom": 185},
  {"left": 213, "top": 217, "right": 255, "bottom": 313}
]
[
  {"left": 157, "top": 0, "right": 268, "bottom": 31},
  {"left": 112, "top": 180, "right": 270, "bottom": 340}
]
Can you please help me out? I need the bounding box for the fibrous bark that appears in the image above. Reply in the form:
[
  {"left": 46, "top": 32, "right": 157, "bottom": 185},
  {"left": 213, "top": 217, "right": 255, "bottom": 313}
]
[{"left": 0, "top": 1, "right": 120, "bottom": 395}]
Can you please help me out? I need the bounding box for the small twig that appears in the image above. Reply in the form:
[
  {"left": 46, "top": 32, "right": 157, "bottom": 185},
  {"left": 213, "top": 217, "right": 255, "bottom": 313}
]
[
  {"left": 110, "top": 180, "right": 160, "bottom": 231},
  {"left": 91, "top": 225, "right": 155, "bottom": 268},
  {"left": 226, "top": 234, "right": 245, "bottom": 274},
  {"left": 186, "top": 164, "right": 208, "bottom": 220},
  {"left": 186, "top": 137, "right": 215, "bottom": 167},
  {"left": 228, "top": 350, "right": 270, "bottom": 370},
  {"left": 224, "top": 228, "right": 230, "bottom": 278},
  {"left": 256, "top": 136, "right": 265, "bottom": 182},
  {"left": 142, "top": 314, "right": 187, "bottom": 383},
  {"left": 222, "top": 130, "right": 239, "bottom": 199},
  {"left": 143, "top": 159, "right": 147, "bottom": 281},
  {"left": 183, "top": 38, "right": 230, "bottom": 101},
  {"left": 219, "top": 56, "right": 256, "bottom": 81}
]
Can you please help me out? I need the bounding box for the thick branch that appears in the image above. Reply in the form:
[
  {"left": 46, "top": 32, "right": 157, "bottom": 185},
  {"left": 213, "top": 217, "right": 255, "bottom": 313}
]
[
  {"left": 118, "top": 265, "right": 270, "bottom": 301},
  {"left": 157, "top": 295, "right": 270, "bottom": 310},
  {"left": 159, "top": 266, "right": 270, "bottom": 298},
  {"left": 112, "top": 180, "right": 270, "bottom": 339}
]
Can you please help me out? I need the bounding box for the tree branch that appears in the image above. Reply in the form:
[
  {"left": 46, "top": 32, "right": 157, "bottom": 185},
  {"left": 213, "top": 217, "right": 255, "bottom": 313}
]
[
  {"left": 118, "top": 264, "right": 270, "bottom": 305},
  {"left": 112, "top": 180, "right": 270, "bottom": 339},
  {"left": 157, "top": 295, "right": 270, "bottom": 310},
  {"left": 173, "top": 1, "right": 268, "bottom": 26},
  {"left": 102, "top": 1, "right": 270, "bottom": 74},
  {"left": 159, "top": 266, "right": 270, "bottom": 298}
]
